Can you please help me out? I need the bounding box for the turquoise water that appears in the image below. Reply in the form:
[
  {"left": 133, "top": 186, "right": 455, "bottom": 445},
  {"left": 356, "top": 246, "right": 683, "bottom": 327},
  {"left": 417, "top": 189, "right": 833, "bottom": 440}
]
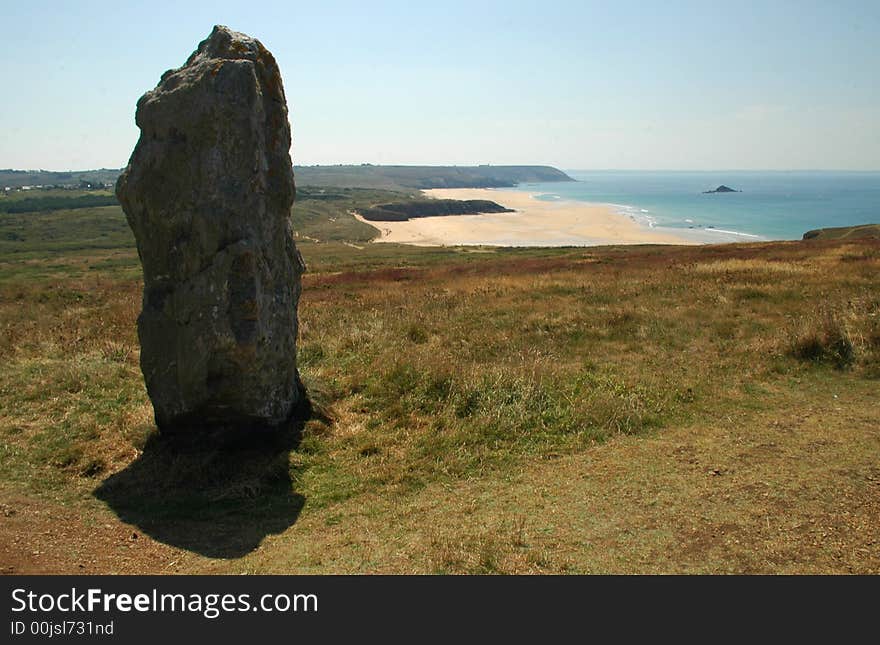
[{"left": 514, "top": 171, "right": 880, "bottom": 242}]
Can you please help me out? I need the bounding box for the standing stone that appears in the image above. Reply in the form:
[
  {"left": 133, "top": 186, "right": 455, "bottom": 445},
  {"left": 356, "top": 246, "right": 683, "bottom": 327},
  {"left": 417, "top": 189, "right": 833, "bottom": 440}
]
[{"left": 117, "top": 25, "right": 304, "bottom": 432}]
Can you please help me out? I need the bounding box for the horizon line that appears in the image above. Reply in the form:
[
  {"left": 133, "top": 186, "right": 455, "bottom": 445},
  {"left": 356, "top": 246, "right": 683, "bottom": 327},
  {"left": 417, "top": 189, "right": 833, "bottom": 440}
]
[{"left": 4, "top": 165, "right": 880, "bottom": 174}]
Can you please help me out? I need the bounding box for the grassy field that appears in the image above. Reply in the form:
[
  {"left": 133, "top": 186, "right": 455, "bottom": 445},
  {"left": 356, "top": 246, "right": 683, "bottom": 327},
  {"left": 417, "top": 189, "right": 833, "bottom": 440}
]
[{"left": 1, "top": 190, "right": 878, "bottom": 573}]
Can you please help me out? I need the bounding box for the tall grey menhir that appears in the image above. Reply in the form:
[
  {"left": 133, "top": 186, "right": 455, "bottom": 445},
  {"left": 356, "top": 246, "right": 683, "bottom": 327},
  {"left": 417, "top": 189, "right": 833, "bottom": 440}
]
[{"left": 117, "top": 25, "right": 304, "bottom": 432}]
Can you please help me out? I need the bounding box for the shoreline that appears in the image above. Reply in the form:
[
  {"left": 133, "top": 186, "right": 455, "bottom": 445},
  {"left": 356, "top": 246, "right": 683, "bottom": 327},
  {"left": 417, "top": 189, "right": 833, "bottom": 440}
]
[{"left": 354, "top": 188, "right": 700, "bottom": 247}]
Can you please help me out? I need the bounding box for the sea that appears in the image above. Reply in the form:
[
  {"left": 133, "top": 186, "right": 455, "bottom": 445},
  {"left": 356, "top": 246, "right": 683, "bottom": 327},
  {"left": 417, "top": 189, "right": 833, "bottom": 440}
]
[{"left": 513, "top": 171, "right": 880, "bottom": 242}]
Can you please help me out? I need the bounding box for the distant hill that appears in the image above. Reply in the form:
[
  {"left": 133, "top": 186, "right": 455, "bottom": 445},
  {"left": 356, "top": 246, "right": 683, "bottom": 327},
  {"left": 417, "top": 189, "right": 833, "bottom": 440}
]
[
  {"left": 1, "top": 165, "right": 574, "bottom": 191},
  {"left": 0, "top": 168, "right": 120, "bottom": 189},
  {"left": 802, "top": 223, "right": 880, "bottom": 240},
  {"left": 293, "top": 165, "right": 574, "bottom": 190}
]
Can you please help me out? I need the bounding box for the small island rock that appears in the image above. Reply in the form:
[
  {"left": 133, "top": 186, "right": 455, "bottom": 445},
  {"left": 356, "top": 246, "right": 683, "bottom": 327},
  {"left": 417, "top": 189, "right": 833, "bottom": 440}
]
[{"left": 703, "top": 185, "right": 741, "bottom": 194}]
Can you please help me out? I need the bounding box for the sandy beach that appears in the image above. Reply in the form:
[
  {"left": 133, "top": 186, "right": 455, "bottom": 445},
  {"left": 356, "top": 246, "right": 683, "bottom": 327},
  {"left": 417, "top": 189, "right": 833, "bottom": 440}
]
[{"left": 354, "top": 188, "right": 698, "bottom": 247}]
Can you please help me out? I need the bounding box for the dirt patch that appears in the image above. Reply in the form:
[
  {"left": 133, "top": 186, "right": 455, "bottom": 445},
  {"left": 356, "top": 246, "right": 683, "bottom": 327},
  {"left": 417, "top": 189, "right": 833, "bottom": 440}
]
[{"left": 0, "top": 491, "right": 193, "bottom": 574}]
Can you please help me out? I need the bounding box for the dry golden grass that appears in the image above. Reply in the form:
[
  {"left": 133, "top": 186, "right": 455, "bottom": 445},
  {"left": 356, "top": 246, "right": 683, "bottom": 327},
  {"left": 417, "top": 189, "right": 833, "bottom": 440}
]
[
  {"left": 685, "top": 258, "right": 815, "bottom": 275},
  {"left": 1, "top": 234, "right": 879, "bottom": 573}
]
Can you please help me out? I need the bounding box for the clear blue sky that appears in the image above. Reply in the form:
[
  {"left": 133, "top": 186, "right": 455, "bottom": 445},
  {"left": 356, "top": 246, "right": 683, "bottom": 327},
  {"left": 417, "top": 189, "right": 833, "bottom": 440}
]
[{"left": 2, "top": 0, "right": 878, "bottom": 170}]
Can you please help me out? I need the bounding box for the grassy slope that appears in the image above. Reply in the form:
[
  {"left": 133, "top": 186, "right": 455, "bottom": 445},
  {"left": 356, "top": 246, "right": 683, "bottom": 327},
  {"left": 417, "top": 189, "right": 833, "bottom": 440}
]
[
  {"left": 803, "top": 223, "right": 880, "bottom": 241},
  {"left": 1, "top": 193, "right": 879, "bottom": 573}
]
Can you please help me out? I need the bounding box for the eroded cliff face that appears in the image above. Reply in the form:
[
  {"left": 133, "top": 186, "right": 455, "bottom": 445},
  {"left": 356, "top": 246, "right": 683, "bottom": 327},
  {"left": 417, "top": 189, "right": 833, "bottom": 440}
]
[{"left": 117, "top": 25, "right": 304, "bottom": 432}]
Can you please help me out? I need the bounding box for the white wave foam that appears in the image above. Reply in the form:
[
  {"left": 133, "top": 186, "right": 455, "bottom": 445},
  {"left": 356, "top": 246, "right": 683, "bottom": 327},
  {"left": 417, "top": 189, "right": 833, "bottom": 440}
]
[
  {"left": 708, "top": 228, "right": 763, "bottom": 238},
  {"left": 610, "top": 203, "right": 659, "bottom": 228},
  {"left": 531, "top": 193, "right": 561, "bottom": 201}
]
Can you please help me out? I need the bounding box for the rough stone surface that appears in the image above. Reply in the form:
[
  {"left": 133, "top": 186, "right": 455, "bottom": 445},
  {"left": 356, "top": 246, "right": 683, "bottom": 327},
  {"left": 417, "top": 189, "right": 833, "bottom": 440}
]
[{"left": 117, "top": 25, "right": 304, "bottom": 432}]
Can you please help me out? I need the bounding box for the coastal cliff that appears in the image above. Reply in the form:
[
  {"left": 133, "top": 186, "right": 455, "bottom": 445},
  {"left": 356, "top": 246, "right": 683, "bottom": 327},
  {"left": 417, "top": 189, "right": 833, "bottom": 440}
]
[{"left": 803, "top": 223, "right": 880, "bottom": 240}]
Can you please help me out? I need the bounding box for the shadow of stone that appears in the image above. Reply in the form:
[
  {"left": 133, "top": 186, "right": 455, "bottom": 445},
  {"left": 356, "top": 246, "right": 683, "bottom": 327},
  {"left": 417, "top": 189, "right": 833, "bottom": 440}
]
[{"left": 94, "top": 398, "right": 314, "bottom": 559}]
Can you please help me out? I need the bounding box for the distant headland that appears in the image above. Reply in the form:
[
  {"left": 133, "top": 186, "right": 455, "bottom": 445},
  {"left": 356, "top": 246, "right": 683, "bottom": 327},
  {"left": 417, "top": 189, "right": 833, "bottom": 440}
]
[
  {"left": 0, "top": 165, "right": 575, "bottom": 192},
  {"left": 295, "top": 165, "right": 575, "bottom": 190},
  {"left": 703, "top": 185, "right": 741, "bottom": 193}
]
